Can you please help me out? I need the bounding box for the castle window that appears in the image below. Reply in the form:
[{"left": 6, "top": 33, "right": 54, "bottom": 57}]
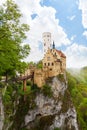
[
  {"left": 44, "top": 63, "right": 46, "bottom": 66},
  {"left": 52, "top": 63, "right": 54, "bottom": 66},
  {"left": 48, "top": 62, "right": 50, "bottom": 66},
  {"left": 50, "top": 68, "right": 52, "bottom": 71},
  {"left": 44, "top": 43, "right": 46, "bottom": 46}
]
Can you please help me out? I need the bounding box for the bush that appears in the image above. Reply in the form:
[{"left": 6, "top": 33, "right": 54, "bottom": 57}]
[
  {"left": 57, "top": 74, "right": 65, "bottom": 82},
  {"left": 27, "top": 80, "right": 32, "bottom": 86},
  {"left": 66, "top": 71, "right": 87, "bottom": 129},
  {"left": 42, "top": 84, "right": 53, "bottom": 97},
  {"left": 54, "top": 128, "right": 60, "bottom": 130}
]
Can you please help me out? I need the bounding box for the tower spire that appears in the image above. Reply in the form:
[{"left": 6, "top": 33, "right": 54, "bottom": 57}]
[{"left": 53, "top": 41, "right": 55, "bottom": 49}]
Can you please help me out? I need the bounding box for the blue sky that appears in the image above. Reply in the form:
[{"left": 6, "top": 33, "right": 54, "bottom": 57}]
[
  {"left": 0, "top": 0, "right": 87, "bottom": 68},
  {"left": 41, "top": 0, "right": 87, "bottom": 46}
]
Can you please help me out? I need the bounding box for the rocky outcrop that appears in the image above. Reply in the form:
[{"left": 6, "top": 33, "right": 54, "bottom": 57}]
[{"left": 24, "top": 77, "right": 78, "bottom": 130}]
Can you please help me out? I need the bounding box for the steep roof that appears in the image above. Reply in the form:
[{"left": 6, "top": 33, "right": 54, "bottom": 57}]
[{"left": 56, "top": 50, "right": 66, "bottom": 58}]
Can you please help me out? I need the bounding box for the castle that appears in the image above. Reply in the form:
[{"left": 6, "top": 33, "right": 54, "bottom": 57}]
[
  {"left": 34, "top": 32, "right": 66, "bottom": 87},
  {"left": 25, "top": 32, "right": 66, "bottom": 87}
]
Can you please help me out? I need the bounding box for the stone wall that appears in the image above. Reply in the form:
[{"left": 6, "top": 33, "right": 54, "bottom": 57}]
[{"left": 34, "top": 69, "right": 45, "bottom": 88}]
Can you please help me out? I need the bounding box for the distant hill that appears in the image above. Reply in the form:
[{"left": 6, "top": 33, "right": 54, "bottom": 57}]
[
  {"left": 67, "top": 66, "right": 87, "bottom": 84},
  {"left": 67, "top": 66, "right": 87, "bottom": 130}
]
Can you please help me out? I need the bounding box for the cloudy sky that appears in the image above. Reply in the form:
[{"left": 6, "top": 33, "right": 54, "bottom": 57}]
[{"left": 0, "top": 0, "right": 87, "bottom": 68}]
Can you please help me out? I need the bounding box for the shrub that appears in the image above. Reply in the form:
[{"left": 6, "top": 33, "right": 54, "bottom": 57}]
[
  {"left": 54, "top": 128, "right": 60, "bottom": 130},
  {"left": 27, "top": 80, "right": 32, "bottom": 86},
  {"left": 42, "top": 84, "right": 53, "bottom": 97},
  {"left": 57, "top": 74, "right": 65, "bottom": 82}
]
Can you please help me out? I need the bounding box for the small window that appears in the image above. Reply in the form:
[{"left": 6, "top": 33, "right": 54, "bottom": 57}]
[
  {"left": 48, "top": 63, "right": 50, "bottom": 66},
  {"left": 52, "top": 63, "right": 54, "bottom": 66},
  {"left": 44, "top": 63, "right": 46, "bottom": 66},
  {"left": 50, "top": 68, "right": 52, "bottom": 71}
]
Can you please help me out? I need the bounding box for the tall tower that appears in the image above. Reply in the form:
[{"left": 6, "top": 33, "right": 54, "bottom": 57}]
[{"left": 42, "top": 32, "right": 51, "bottom": 54}]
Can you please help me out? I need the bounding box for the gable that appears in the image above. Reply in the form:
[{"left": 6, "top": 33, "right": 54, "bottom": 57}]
[{"left": 43, "top": 49, "right": 55, "bottom": 62}]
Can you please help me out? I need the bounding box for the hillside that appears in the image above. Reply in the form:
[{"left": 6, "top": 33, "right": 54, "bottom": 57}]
[
  {"left": 1, "top": 67, "right": 87, "bottom": 130},
  {"left": 67, "top": 66, "right": 87, "bottom": 130},
  {"left": 1, "top": 74, "right": 79, "bottom": 130}
]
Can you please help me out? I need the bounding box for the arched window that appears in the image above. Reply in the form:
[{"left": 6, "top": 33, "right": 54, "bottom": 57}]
[
  {"left": 48, "top": 63, "right": 50, "bottom": 66},
  {"left": 44, "top": 63, "right": 46, "bottom": 66},
  {"left": 52, "top": 62, "right": 54, "bottom": 66}
]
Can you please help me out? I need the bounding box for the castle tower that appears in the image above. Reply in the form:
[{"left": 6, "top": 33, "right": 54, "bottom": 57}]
[{"left": 42, "top": 32, "right": 51, "bottom": 54}]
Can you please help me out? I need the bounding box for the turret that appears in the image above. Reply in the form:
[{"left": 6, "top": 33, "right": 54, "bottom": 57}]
[{"left": 42, "top": 32, "right": 51, "bottom": 54}]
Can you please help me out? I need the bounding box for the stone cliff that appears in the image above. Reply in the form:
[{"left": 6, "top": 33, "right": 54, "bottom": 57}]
[
  {"left": 2, "top": 75, "right": 79, "bottom": 130},
  {"left": 23, "top": 77, "right": 78, "bottom": 130}
]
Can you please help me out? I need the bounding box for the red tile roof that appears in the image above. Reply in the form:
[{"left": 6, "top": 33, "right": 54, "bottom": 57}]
[{"left": 56, "top": 50, "right": 66, "bottom": 58}]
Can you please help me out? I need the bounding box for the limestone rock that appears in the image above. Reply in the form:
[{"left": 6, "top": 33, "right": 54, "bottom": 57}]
[{"left": 24, "top": 77, "right": 78, "bottom": 130}]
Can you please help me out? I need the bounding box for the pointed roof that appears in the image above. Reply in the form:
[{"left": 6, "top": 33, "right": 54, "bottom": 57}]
[
  {"left": 53, "top": 41, "right": 55, "bottom": 49},
  {"left": 56, "top": 50, "right": 66, "bottom": 58}
]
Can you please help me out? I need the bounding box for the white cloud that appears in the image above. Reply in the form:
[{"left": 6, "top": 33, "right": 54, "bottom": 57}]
[
  {"left": 83, "top": 31, "right": 87, "bottom": 39},
  {"left": 67, "top": 15, "right": 76, "bottom": 21},
  {"left": 64, "top": 43, "right": 87, "bottom": 68},
  {"left": 0, "top": 0, "right": 5, "bottom": 5},
  {"left": 1, "top": 0, "right": 70, "bottom": 62},
  {"left": 70, "top": 35, "right": 76, "bottom": 41},
  {"left": 79, "top": 0, "right": 87, "bottom": 28},
  {"left": 13, "top": 0, "right": 70, "bottom": 62},
  {"left": 2, "top": 0, "right": 87, "bottom": 68}
]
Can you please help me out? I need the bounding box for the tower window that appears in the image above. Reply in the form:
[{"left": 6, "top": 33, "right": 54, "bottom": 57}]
[
  {"left": 52, "top": 63, "right": 54, "bottom": 66},
  {"left": 44, "top": 63, "right": 46, "bottom": 66},
  {"left": 48, "top": 63, "right": 50, "bottom": 66}
]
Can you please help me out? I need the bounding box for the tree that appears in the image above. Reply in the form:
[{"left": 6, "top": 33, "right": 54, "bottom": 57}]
[
  {"left": 36, "top": 60, "right": 43, "bottom": 69},
  {"left": 0, "top": 0, "right": 30, "bottom": 81}
]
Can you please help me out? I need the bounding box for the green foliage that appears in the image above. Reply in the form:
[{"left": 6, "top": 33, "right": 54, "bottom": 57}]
[
  {"left": 67, "top": 68, "right": 87, "bottom": 130},
  {"left": 11, "top": 90, "right": 37, "bottom": 130},
  {"left": 36, "top": 60, "right": 43, "bottom": 69},
  {"left": 3, "top": 81, "right": 38, "bottom": 130},
  {"left": 42, "top": 84, "right": 53, "bottom": 97},
  {"left": 57, "top": 74, "right": 65, "bottom": 82},
  {"left": 20, "top": 128, "right": 28, "bottom": 130},
  {"left": 0, "top": 0, "right": 30, "bottom": 78}
]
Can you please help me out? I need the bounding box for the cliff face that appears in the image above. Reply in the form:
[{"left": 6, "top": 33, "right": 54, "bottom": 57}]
[
  {"left": 24, "top": 77, "right": 78, "bottom": 130},
  {"left": 2, "top": 75, "right": 79, "bottom": 130}
]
